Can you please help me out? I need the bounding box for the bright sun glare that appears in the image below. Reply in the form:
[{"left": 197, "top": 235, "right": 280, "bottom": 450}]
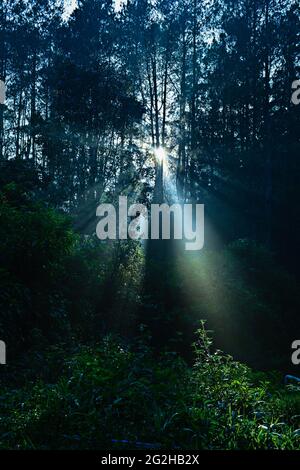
[{"left": 154, "top": 147, "right": 167, "bottom": 163}]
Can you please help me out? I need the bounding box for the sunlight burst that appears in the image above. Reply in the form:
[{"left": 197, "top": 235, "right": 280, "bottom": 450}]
[{"left": 154, "top": 147, "right": 167, "bottom": 164}]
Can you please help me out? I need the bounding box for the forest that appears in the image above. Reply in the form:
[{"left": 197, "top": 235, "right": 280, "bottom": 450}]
[{"left": 0, "top": 0, "right": 300, "bottom": 451}]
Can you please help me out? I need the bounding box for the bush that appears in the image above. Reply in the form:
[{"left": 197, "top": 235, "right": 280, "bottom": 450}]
[
  {"left": 0, "top": 185, "right": 143, "bottom": 357},
  {"left": 0, "top": 327, "right": 300, "bottom": 450}
]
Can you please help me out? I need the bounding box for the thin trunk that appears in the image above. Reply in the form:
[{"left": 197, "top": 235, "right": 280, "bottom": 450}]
[
  {"left": 152, "top": 53, "right": 163, "bottom": 201},
  {"left": 162, "top": 50, "right": 169, "bottom": 147},
  {"left": 147, "top": 60, "right": 155, "bottom": 147},
  {"left": 16, "top": 89, "right": 23, "bottom": 159},
  {"left": 190, "top": 0, "right": 198, "bottom": 195},
  {"left": 264, "top": 0, "right": 272, "bottom": 243},
  {"left": 177, "top": 23, "right": 187, "bottom": 201},
  {"left": 0, "top": 4, "right": 7, "bottom": 160},
  {"left": 30, "top": 51, "right": 37, "bottom": 162},
  {"left": 152, "top": 55, "right": 160, "bottom": 148}
]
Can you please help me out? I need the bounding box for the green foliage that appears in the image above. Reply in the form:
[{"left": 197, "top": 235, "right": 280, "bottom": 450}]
[
  {"left": 0, "top": 186, "right": 144, "bottom": 355},
  {"left": 0, "top": 185, "right": 75, "bottom": 282},
  {"left": 0, "top": 184, "right": 75, "bottom": 352},
  {"left": 0, "top": 328, "right": 300, "bottom": 450},
  {"left": 188, "top": 322, "right": 300, "bottom": 449},
  {"left": 1, "top": 197, "right": 299, "bottom": 450}
]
